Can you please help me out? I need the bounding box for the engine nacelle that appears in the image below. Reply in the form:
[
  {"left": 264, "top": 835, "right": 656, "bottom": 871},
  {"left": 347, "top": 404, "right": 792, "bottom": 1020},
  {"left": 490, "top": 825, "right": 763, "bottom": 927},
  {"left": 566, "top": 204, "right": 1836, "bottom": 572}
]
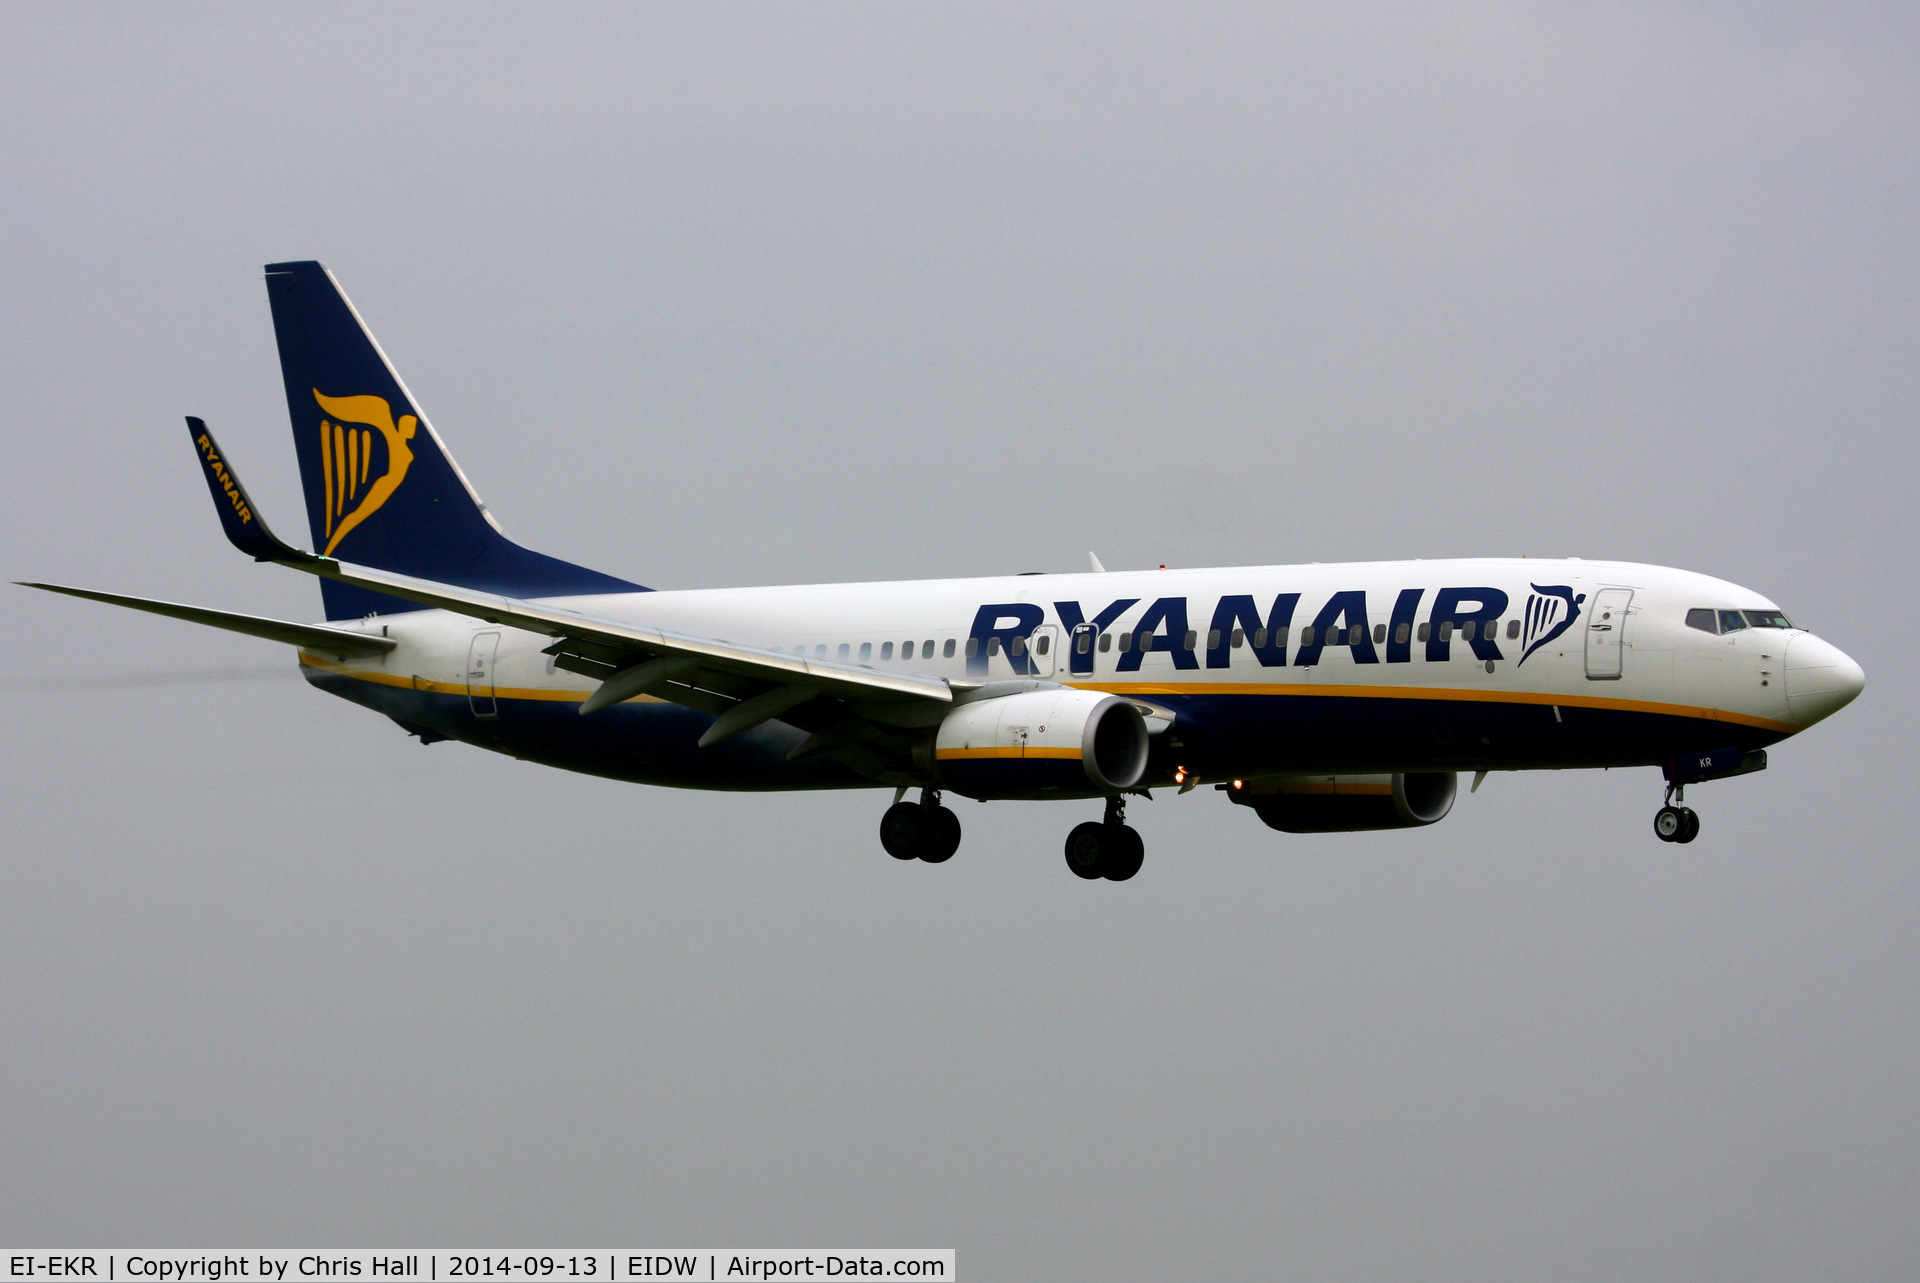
[
  {"left": 931, "top": 688, "right": 1149, "bottom": 800},
  {"left": 1233, "top": 772, "right": 1457, "bottom": 833}
]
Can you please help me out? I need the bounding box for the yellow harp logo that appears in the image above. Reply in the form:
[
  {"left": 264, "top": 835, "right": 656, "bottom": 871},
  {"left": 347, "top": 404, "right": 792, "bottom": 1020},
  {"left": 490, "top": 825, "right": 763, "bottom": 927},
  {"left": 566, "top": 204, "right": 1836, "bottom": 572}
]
[{"left": 313, "top": 389, "right": 416, "bottom": 557}]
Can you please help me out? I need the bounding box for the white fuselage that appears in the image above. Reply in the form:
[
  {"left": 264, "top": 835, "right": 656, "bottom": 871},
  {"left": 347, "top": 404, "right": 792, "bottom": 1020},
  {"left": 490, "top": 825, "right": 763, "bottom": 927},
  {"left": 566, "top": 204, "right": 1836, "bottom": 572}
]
[{"left": 296, "top": 557, "right": 1861, "bottom": 792}]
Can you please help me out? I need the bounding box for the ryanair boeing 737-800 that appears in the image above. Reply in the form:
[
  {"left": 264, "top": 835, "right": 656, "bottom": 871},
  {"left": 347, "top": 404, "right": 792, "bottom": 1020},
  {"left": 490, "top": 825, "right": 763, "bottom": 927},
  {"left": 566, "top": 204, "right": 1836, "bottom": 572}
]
[{"left": 21, "top": 262, "right": 1865, "bottom": 880}]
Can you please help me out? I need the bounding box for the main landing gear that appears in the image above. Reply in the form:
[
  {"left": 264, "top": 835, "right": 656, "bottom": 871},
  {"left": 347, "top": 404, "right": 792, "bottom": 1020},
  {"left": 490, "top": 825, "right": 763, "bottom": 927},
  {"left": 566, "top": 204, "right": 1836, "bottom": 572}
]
[
  {"left": 880, "top": 789, "right": 962, "bottom": 863},
  {"left": 1063, "top": 795, "right": 1145, "bottom": 882},
  {"left": 1654, "top": 783, "right": 1700, "bottom": 844}
]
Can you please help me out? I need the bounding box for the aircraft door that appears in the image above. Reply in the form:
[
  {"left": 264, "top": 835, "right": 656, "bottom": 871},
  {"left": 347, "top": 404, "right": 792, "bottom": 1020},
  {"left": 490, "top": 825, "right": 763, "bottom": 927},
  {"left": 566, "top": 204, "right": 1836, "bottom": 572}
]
[
  {"left": 1584, "top": 589, "right": 1632, "bottom": 680},
  {"left": 1067, "top": 622, "right": 1097, "bottom": 676},
  {"left": 467, "top": 631, "right": 500, "bottom": 717},
  {"left": 1028, "top": 625, "right": 1059, "bottom": 678}
]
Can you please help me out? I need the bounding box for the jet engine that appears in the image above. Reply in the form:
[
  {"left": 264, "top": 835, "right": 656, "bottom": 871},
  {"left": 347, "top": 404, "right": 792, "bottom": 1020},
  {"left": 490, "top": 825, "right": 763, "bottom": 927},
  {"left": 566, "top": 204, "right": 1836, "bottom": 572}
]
[
  {"left": 1232, "top": 772, "right": 1457, "bottom": 832},
  {"left": 929, "top": 689, "right": 1149, "bottom": 800}
]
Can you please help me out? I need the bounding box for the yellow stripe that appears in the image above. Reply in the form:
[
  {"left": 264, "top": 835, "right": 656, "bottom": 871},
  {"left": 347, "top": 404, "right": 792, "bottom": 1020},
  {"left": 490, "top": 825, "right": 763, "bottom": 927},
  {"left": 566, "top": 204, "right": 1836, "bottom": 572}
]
[
  {"left": 298, "top": 651, "right": 647, "bottom": 703},
  {"left": 347, "top": 427, "right": 358, "bottom": 499},
  {"left": 359, "top": 428, "right": 371, "bottom": 485},
  {"left": 935, "top": 746, "right": 1083, "bottom": 761},
  {"left": 297, "top": 655, "right": 1801, "bottom": 735},
  {"left": 1072, "top": 681, "right": 1802, "bottom": 734}
]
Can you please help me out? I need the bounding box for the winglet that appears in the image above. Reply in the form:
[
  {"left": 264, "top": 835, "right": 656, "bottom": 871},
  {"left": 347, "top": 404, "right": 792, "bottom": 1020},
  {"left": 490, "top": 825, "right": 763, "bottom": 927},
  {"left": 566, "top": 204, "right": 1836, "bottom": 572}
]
[{"left": 186, "top": 417, "right": 313, "bottom": 563}]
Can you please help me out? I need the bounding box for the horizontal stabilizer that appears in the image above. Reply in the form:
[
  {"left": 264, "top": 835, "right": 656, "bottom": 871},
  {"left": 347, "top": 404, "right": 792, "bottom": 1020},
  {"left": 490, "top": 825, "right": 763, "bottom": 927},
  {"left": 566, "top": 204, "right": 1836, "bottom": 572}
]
[{"left": 17, "top": 582, "right": 396, "bottom": 657}]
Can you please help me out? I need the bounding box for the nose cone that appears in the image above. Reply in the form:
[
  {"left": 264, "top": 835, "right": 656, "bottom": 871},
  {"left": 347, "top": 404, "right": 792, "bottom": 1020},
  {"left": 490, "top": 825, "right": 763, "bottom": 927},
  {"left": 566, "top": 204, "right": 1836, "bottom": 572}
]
[{"left": 1784, "top": 634, "right": 1865, "bottom": 725}]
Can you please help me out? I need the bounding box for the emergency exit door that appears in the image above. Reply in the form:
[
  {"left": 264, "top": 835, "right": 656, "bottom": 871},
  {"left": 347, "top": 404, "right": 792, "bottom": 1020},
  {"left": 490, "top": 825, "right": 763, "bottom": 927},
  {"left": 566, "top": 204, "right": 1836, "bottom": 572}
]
[
  {"left": 1027, "top": 625, "right": 1060, "bottom": 678},
  {"left": 1584, "top": 589, "right": 1632, "bottom": 680}
]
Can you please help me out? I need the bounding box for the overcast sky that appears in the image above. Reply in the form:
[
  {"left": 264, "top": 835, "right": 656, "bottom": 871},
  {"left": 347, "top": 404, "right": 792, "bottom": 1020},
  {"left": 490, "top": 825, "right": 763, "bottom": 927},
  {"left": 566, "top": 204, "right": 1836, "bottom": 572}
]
[{"left": 2, "top": 4, "right": 1917, "bottom": 1278}]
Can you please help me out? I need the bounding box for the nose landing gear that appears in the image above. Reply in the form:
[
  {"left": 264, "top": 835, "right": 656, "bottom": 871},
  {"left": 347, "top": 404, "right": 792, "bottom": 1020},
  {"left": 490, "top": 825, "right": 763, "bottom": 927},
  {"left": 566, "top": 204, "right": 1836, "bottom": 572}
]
[
  {"left": 880, "top": 789, "right": 962, "bottom": 863},
  {"left": 1654, "top": 784, "right": 1700, "bottom": 844},
  {"left": 1063, "top": 795, "right": 1145, "bottom": 881}
]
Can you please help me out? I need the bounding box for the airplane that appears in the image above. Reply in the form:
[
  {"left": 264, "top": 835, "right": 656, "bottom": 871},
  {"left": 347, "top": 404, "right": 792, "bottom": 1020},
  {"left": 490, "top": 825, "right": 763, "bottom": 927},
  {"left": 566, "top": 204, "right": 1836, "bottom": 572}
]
[{"left": 20, "top": 261, "right": 1866, "bottom": 880}]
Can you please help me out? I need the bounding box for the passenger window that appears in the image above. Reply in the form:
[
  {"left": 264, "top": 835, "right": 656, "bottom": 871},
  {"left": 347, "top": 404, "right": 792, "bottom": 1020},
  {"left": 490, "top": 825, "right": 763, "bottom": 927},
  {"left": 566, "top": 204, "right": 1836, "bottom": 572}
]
[
  {"left": 1507, "top": 618, "right": 1519, "bottom": 640},
  {"left": 1349, "top": 624, "right": 1363, "bottom": 644},
  {"left": 945, "top": 639, "right": 957, "bottom": 658},
  {"left": 1010, "top": 635, "right": 1026, "bottom": 657},
  {"left": 925, "top": 639, "right": 935, "bottom": 656},
  {"left": 901, "top": 641, "right": 914, "bottom": 659},
  {"left": 814, "top": 644, "right": 827, "bottom": 659},
  {"left": 1395, "top": 622, "right": 1410, "bottom": 645},
  {"left": 859, "top": 642, "right": 872, "bottom": 661},
  {"left": 838, "top": 643, "right": 851, "bottom": 660},
  {"left": 987, "top": 636, "right": 1002, "bottom": 656},
  {"left": 1300, "top": 626, "right": 1316, "bottom": 646},
  {"left": 1098, "top": 633, "right": 1112, "bottom": 653},
  {"left": 880, "top": 642, "right": 893, "bottom": 661},
  {"left": 1463, "top": 621, "right": 1477, "bottom": 642},
  {"left": 1075, "top": 631, "right": 1091, "bottom": 654},
  {"left": 1252, "top": 628, "right": 1267, "bottom": 648},
  {"left": 1373, "top": 624, "right": 1386, "bottom": 643},
  {"left": 1118, "top": 631, "right": 1132, "bottom": 651},
  {"left": 1417, "top": 622, "right": 1429, "bottom": 643},
  {"left": 1439, "top": 622, "right": 1453, "bottom": 642},
  {"left": 1208, "top": 629, "right": 1222, "bottom": 649},
  {"left": 1183, "top": 630, "right": 1198, "bottom": 650},
  {"left": 963, "top": 638, "right": 976, "bottom": 658},
  {"left": 1718, "top": 610, "right": 1748, "bottom": 633},
  {"left": 1036, "top": 634, "right": 1050, "bottom": 655},
  {"left": 1231, "top": 628, "right": 1245, "bottom": 648}
]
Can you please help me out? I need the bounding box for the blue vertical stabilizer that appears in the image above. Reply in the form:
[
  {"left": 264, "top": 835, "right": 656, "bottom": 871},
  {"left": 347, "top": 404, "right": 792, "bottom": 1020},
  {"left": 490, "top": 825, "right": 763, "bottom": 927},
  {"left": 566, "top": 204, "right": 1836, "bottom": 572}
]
[{"left": 263, "top": 260, "right": 643, "bottom": 618}]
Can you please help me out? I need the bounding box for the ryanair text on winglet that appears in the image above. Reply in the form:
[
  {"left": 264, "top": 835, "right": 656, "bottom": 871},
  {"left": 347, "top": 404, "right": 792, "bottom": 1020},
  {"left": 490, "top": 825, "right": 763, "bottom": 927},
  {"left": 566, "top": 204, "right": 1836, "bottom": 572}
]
[{"left": 196, "top": 434, "right": 254, "bottom": 525}]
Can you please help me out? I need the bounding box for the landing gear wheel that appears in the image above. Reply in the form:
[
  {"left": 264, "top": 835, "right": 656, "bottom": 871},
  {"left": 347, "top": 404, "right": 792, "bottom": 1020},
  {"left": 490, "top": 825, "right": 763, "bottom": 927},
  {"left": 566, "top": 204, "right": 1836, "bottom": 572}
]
[
  {"left": 1102, "top": 825, "right": 1144, "bottom": 882},
  {"left": 881, "top": 794, "right": 962, "bottom": 863},
  {"left": 1065, "top": 822, "right": 1107, "bottom": 879},
  {"left": 921, "top": 806, "right": 962, "bottom": 863},
  {"left": 1674, "top": 807, "right": 1700, "bottom": 844},
  {"left": 1654, "top": 806, "right": 1685, "bottom": 842},
  {"left": 880, "top": 802, "right": 927, "bottom": 860}
]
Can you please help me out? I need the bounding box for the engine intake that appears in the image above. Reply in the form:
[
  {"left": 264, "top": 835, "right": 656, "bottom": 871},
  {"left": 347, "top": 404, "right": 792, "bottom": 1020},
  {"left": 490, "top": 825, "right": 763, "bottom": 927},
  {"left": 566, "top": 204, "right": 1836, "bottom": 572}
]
[
  {"left": 932, "top": 689, "right": 1148, "bottom": 800},
  {"left": 1234, "top": 772, "right": 1457, "bottom": 832}
]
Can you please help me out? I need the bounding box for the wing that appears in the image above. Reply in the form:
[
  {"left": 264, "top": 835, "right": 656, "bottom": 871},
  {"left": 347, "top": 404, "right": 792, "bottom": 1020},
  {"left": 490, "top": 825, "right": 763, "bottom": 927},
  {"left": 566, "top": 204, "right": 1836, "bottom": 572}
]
[{"left": 182, "top": 418, "right": 957, "bottom": 759}]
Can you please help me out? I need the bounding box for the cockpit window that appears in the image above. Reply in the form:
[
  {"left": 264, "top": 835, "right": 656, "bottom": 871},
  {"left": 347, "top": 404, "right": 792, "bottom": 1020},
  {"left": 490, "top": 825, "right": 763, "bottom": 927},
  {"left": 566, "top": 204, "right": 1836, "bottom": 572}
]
[{"left": 1689, "top": 608, "right": 1794, "bottom": 635}]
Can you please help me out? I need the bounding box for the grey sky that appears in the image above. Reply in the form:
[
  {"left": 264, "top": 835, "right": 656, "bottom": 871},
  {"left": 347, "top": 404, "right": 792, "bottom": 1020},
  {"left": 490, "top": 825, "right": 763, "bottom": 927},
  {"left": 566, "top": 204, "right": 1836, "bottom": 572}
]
[{"left": 2, "top": 4, "right": 1916, "bottom": 1277}]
